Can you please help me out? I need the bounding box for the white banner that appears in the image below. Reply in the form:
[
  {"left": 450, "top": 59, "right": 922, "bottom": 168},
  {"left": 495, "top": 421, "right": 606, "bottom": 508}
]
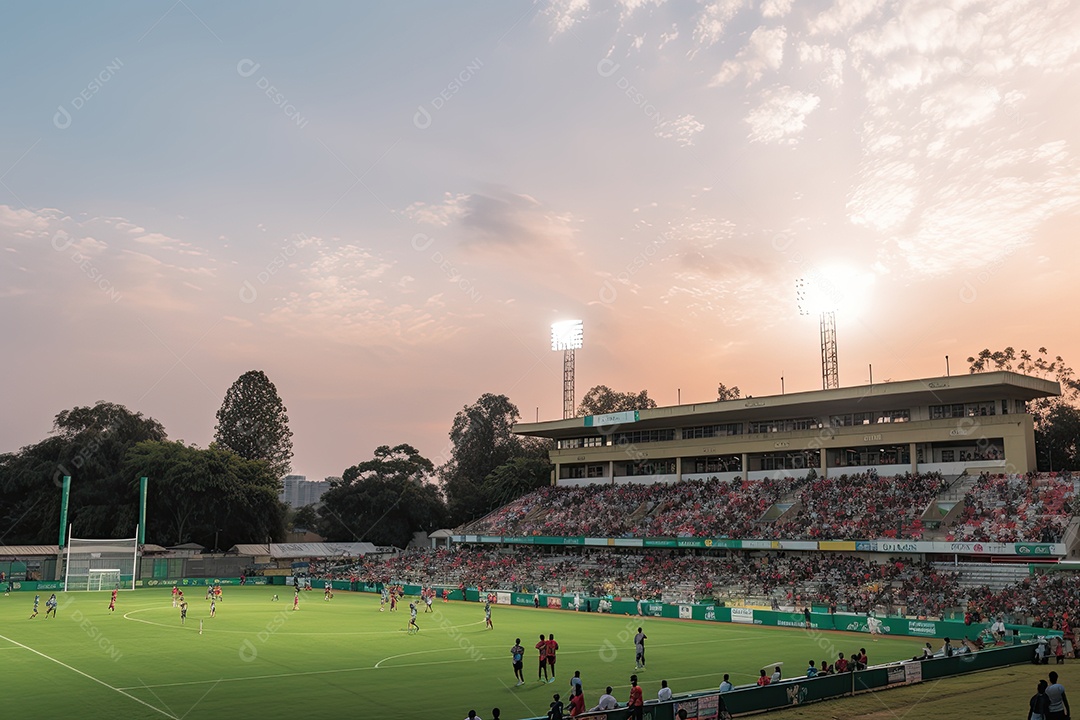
[{"left": 731, "top": 607, "right": 755, "bottom": 624}]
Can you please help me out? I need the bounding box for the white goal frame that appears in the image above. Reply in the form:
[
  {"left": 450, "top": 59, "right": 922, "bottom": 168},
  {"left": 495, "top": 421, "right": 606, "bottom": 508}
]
[{"left": 87, "top": 569, "right": 122, "bottom": 592}]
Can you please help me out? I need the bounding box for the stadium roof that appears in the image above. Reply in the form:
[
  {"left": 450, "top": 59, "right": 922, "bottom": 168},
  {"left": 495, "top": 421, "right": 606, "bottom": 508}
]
[
  {"left": 0, "top": 544, "right": 167, "bottom": 557},
  {"left": 230, "top": 542, "right": 379, "bottom": 558},
  {"left": 513, "top": 371, "right": 1061, "bottom": 440},
  {"left": 0, "top": 545, "right": 60, "bottom": 557}
]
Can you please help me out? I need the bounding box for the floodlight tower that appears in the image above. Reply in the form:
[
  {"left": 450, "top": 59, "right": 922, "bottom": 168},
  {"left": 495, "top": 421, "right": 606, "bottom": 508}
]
[
  {"left": 796, "top": 278, "right": 839, "bottom": 390},
  {"left": 551, "top": 320, "right": 583, "bottom": 419}
]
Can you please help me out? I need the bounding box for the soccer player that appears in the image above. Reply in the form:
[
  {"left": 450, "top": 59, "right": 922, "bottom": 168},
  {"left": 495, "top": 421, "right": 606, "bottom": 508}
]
[
  {"left": 29, "top": 594, "right": 40, "bottom": 619},
  {"left": 45, "top": 594, "right": 57, "bottom": 619},
  {"left": 443, "top": 588, "right": 450, "bottom": 603},
  {"left": 380, "top": 587, "right": 388, "bottom": 611},
  {"left": 390, "top": 591, "right": 398, "bottom": 612},
  {"left": 108, "top": 596, "right": 116, "bottom": 613},
  {"left": 408, "top": 602, "right": 419, "bottom": 634},
  {"left": 293, "top": 591, "right": 300, "bottom": 611},
  {"left": 209, "top": 599, "right": 217, "bottom": 618},
  {"left": 425, "top": 590, "right": 434, "bottom": 613},
  {"left": 180, "top": 599, "right": 188, "bottom": 625},
  {"left": 546, "top": 634, "right": 559, "bottom": 681},
  {"left": 634, "top": 628, "right": 647, "bottom": 670},
  {"left": 485, "top": 600, "right": 493, "bottom": 630},
  {"left": 627, "top": 675, "right": 644, "bottom": 720},
  {"left": 324, "top": 582, "right": 332, "bottom": 601},
  {"left": 511, "top": 638, "right": 526, "bottom": 686},
  {"left": 867, "top": 613, "right": 883, "bottom": 640},
  {"left": 171, "top": 585, "right": 179, "bottom": 608},
  {"left": 536, "top": 634, "right": 550, "bottom": 682}
]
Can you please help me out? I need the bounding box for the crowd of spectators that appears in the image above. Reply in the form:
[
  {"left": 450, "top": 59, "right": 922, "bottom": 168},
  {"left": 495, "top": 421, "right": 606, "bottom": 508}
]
[
  {"left": 774, "top": 472, "right": 945, "bottom": 540},
  {"left": 967, "top": 572, "right": 1080, "bottom": 631},
  {"left": 463, "top": 472, "right": 1075, "bottom": 543},
  {"left": 948, "top": 472, "right": 1076, "bottom": 543},
  {"left": 351, "top": 547, "right": 966, "bottom": 618}
]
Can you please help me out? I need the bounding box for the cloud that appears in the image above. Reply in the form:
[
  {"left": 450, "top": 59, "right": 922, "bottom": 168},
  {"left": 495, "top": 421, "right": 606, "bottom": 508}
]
[
  {"left": 402, "top": 193, "right": 469, "bottom": 227},
  {"left": 745, "top": 86, "right": 820, "bottom": 143},
  {"left": 797, "top": 42, "right": 846, "bottom": 88},
  {"left": 441, "top": 191, "right": 578, "bottom": 252},
  {"left": 654, "top": 114, "right": 705, "bottom": 146},
  {"left": 694, "top": 0, "right": 746, "bottom": 47},
  {"left": 761, "top": 0, "right": 793, "bottom": 18},
  {"left": 711, "top": 26, "right": 787, "bottom": 86}
]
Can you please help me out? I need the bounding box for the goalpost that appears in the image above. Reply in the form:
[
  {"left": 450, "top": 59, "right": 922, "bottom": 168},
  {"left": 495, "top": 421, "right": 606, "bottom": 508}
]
[{"left": 63, "top": 528, "right": 139, "bottom": 592}]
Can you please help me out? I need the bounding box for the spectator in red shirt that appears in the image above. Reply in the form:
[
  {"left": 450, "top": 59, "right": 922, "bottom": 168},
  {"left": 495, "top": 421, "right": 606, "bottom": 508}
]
[
  {"left": 627, "top": 675, "right": 644, "bottom": 720},
  {"left": 568, "top": 686, "right": 585, "bottom": 717},
  {"left": 834, "top": 653, "right": 849, "bottom": 672},
  {"left": 757, "top": 669, "right": 770, "bottom": 686}
]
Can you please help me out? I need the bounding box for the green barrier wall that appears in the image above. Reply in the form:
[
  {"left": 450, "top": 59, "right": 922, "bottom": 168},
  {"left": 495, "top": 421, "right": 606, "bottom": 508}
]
[{"left": 523, "top": 644, "right": 1037, "bottom": 720}]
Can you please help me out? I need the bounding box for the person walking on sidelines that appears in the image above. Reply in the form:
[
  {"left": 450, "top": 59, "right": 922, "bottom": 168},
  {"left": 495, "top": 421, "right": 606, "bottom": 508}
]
[
  {"left": 1030, "top": 679, "right": 1051, "bottom": 720},
  {"left": 634, "top": 627, "right": 647, "bottom": 670},
  {"left": 1047, "top": 671, "right": 1070, "bottom": 720},
  {"left": 510, "top": 639, "right": 526, "bottom": 687}
]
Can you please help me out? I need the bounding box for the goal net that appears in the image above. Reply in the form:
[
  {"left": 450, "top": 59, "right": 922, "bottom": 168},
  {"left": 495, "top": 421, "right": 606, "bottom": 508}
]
[{"left": 64, "top": 536, "right": 138, "bottom": 591}]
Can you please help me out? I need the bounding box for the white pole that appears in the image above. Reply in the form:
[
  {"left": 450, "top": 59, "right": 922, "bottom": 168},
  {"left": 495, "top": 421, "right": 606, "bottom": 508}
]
[
  {"left": 131, "top": 526, "right": 140, "bottom": 591},
  {"left": 62, "top": 524, "right": 72, "bottom": 592}
]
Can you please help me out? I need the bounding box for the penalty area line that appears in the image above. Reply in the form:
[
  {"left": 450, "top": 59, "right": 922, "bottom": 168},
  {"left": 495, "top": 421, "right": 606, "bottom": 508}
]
[{"left": 0, "top": 632, "right": 177, "bottom": 719}]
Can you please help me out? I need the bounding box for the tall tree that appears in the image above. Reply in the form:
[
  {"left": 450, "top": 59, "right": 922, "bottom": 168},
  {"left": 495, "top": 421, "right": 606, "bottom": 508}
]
[
  {"left": 214, "top": 370, "right": 294, "bottom": 479},
  {"left": 716, "top": 383, "right": 742, "bottom": 401},
  {"left": 318, "top": 444, "right": 447, "bottom": 547},
  {"left": 123, "top": 440, "right": 286, "bottom": 547},
  {"left": 577, "top": 385, "right": 657, "bottom": 416},
  {"left": 440, "top": 394, "right": 531, "bottom": 524},
  {"left": 0, "top": 402, "right": 166, "bottom": 543},
  {"left": 968, "top": 346, "right": 1080, "bottom": 471},
  {"left": 481, "top": 457, "right": 552, "bottom": 510}
]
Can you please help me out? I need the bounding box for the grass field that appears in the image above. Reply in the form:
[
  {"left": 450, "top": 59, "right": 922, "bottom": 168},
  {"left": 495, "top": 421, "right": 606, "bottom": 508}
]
[{"left": 0, "top": 587, "right": 977, "bottom": 718}]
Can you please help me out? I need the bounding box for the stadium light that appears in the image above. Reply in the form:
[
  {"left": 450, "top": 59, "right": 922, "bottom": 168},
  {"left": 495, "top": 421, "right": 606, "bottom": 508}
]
[
  {"left": 551, "top": 319, "right": 584, "bottom": 351},
  {"left": 551, "top": 320, "right": 583, "bottom": 419}
]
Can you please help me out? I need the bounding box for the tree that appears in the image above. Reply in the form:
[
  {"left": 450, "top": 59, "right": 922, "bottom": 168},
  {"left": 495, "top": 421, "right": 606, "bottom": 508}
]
[
  {"left": 1036, "top": 403, "right": 1080, "bottom": 472},
  {"left": 0, "top": 401, "right": 167, "bottom": 543},
  {"left": 577, "top": 385, "right": 657, "bottom": 416},
  {"left": 716, "top": 383, "right": 742, "bottom": 401},
  {"left": 318, "top": 444, "right": 447, "bottom": 548},
  {"left": 290, "top": 504, "right": 318, "bottom": 532},
  {"left": 440, "top": 394, "right": 533, "bottom": 524},
  {"left": 481, "top": 457, "right": 552, "bottom": 510},
  {"left": 214, "top": 370, "right": 294, "bottom": 479},
  {"left": 968, "top": 347, "right": 1080, "bottom": 471},
  {"left": 123, "top": 440, "right": 287, "bottom": 547}
]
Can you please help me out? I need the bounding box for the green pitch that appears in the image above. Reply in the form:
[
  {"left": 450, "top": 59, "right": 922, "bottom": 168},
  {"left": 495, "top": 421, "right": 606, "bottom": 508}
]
[{"left": 0, "top": 587, "right": 931, "bottom": 719}]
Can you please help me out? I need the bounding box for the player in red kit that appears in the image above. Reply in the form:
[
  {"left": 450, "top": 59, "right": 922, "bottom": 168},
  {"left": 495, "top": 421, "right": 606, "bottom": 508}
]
[
  {"left": 536, "top": 634, "right": 550, "bottom": 683},
  {"left": 545, "top": 634, "right": 560, "bottom": 682}
]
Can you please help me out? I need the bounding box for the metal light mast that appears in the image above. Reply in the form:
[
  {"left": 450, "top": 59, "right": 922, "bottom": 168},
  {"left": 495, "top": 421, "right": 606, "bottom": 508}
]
[
  {"left": 797, "top": 279, "right": 839, "bottom": 390},
  {"left": 551, "top": 320, "right": 583, "bottom": 419}
]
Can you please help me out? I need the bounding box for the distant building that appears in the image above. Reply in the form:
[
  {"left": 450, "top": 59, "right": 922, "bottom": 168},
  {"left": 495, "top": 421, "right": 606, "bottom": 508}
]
[{"left": 279, "top": 475, "right": 333, "bottom": 507}]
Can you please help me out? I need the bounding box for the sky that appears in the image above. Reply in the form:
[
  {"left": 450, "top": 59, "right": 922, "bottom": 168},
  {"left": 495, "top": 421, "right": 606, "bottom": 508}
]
[{"left": 1, "top": 0, "right": 1078, "bottom": 483}]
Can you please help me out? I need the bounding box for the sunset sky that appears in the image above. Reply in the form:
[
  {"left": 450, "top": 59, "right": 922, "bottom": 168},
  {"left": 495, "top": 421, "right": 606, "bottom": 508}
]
[{"left": 2, "top": 0, "right": 1078, "bottom": 482}]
